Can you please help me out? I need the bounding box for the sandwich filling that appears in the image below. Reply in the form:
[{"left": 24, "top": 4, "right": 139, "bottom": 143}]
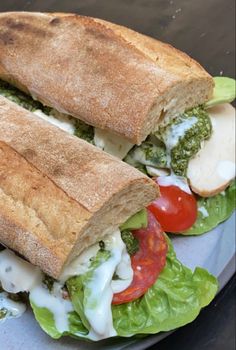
[
  {"left": 0, "top": 76, "right": 235, "bottom": 237},
  {"left": 0, "top": 210, "right": 146, "bottom": 339},
  {"left": 0, "top": 230, "right": 133, "bottom": 339},
  {"left": 0, "top": 210, "right": 219, "bottom": 341}
]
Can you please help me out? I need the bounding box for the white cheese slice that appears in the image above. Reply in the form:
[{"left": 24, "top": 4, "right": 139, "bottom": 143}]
[
  {"left": 94, "top": 128, "right": 134, "bottom": 159},
  {"left": 187, "top": 103, "right": 235, "bottom": 197},
  {"left": 33, "top": 109, "right": 75, "bottom": 134}
]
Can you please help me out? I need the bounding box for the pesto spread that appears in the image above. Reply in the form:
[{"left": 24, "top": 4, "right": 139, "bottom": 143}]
[
  {"left": 0, "top": 79, "right": 50, "bottom": 114},
  {"left": 0, "top": 79, "right": 94, "bottom": 143},
  {"left": 121, "top": 230, "right": 139, "bottom": 256},
  {"left": 74, "top": 119, "right": 94, "bottom": 144},
  {"left": 0, "top": 79, "right": 212, "bottom": 176},
  {"left": 125, "top": 107, "right": 212, "bottom": 177},
  {"left": 124, "top": 141, "right": 167, "bottom": 174},
  {"left": 156, "top": 107, "right": 212, "bottom": 176}
]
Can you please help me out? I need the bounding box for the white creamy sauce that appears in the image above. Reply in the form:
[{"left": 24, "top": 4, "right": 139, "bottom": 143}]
[
  {"left": 158, "top": 175, "right": 192, "bottom": 194},
  {"left": 33, "top": 109, "right": 75, "bottom": 134},
  {"left": 30, "top": 283, "right": 73, "bottom": 333},
  {"left": 94, "top": 128, "right": 134, "bottom": 159},
  {"left": 111, "top": 250, "right": 133, "bottom": 293},
  {"left": 0, "top": 250, "right": 42, "bottom": 293},
  {"left": 198, "top": 206, "right": 209, "bottom": 218},
  {"left": 162, "top": 116, "right": 198, "bottom": 151},
  {"left": 0, "top": 230, "right": 133, "bottom": 339},
  {"left": 60, "top": 244, "right": 100, "bottom": 283},
  {"left": 0, "top": 292, "right": 26, "bottom": 323},
  {"left": 84, "top": 230, "right": 133, "bottom": 339},
  {"left": 217, "top": 160, "right": 236, "bottom": 181}
]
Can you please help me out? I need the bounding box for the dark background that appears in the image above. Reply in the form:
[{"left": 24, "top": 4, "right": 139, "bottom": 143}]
[{"left": 0, "top": 1, "right": 235, "bottom": 349}]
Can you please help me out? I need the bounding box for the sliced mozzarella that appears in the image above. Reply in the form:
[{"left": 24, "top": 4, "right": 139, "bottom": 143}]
[
  {"left": 146, "top": 166, "right": 170, "bottom": 177},
  {"left": 187, "top": 103, "right": 235, "bottom": 197},
  {"left": 33, "top": 109, "right": 75, "bottom": 134},
  {"left": 94, "top": 128, "right": 134, "bottom": 159}
]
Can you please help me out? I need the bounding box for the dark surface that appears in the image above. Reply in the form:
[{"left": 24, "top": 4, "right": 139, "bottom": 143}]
[{"left": 0, "top": 1, "right": 235, "bottom": 350}]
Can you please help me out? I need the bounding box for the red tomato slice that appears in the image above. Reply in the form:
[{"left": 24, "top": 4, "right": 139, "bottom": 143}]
[
  {"left": 148, "top": 178, "right": 198, "bottom": 233},
  {"left": 112, "top": 211, "right": 167, "bottom": 305}
]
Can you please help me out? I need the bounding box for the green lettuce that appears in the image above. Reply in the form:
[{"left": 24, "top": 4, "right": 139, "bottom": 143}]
[
  {"left": 30, "top": 238, "right": 217, "bottom": 340},
  {"left": 29, "top": 304, "right": 88, "bottom": 339},
  {"left": 120, "top": 209, "right": 148, "bottom": 231},
  {"left": 112, "top": 237, "right": 217, "bottom": 336},
  {"left": 66, "top": 250, "right": 110, "bottom": 330},
  {"left": 0, "top": 79, "right": 51, "bottom": 114},
  {"left": 205, "top": 77, "right": 236, "bottom": 108},
  {"left": 182, "top": 180, "right": 236, "bottom": 235}
]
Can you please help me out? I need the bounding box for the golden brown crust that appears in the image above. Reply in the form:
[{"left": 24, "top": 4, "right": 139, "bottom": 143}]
[
  {"left": 0, "top": 96, "right": 158, "bottom": 277},
  {"left": 0, "top": 12, "right": 213, "bottom": 144}
]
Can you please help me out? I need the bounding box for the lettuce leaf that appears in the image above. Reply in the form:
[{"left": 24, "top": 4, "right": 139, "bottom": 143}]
[
  {"left": 30, "top": 303, "right": 88, "bottom": 339},
  {"left": 66, "top": 250, "right": 110, "bottom": 330},
  {"left": 112, "top": 236, "right": 218, "bottom": 336},
  {"left": 205, "top": 77, "right": 236, "bottom": 108},
  {"left": 181, "top": 180, "right": 236, "bottom": 235},
  {"left": 30, "top": 238, "right": 217, "bottom": 340}
]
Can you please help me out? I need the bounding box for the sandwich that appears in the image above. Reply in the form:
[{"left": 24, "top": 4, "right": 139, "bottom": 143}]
[
  {"left": 0, "top": 12, "right": 235, "bottom": 237},
  {"left": 0, "top": 96, "right": 218, "bottom": 340}
]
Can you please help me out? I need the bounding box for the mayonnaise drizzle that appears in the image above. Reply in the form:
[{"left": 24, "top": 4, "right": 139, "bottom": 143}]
[
  {"left": 30, "top": 283, "right": 74, "bottom": 333},
  {"left": 0, "top": 292, "right": 26, "bottom": 323},
  {"left": 0, "top": 250, "right": 42, "bottom": 293},
  {"left": 198, "top": 206, "right": 209, "bottom": 218},
  {"left": 76, "top": 230, "right": 133, "bottom": 339},
  {"left": 0, "top": 230, "right": 133, "bottom": 338},
  {"left": 158, "top": 175, "right": 192, "bottom": 194},
  {"left": 162, "top": 116, "right": 198, "bottom": 151}
]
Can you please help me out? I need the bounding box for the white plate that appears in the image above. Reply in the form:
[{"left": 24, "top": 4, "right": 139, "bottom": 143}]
[{"left": 1, "top": 213, "right": 235, "bottom": 350}]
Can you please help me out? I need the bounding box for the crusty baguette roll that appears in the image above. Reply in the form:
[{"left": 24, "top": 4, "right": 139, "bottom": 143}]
[
  {"left": 0, "top": 96, "right": 158, "bottom": 278},
  {"left": 0, "top": 12, "right": 213, "bottom": 144}
]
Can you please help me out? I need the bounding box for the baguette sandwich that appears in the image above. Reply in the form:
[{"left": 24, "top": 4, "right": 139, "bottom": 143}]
[
  {"left": 0, "top": 12, "right": 235, "bottom": 236},
  {"left": 0, "top": 96, "right": 218, "bottom": 340}
]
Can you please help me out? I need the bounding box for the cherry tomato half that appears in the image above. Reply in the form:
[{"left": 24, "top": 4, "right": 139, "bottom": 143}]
[
  {"left": 148, "top": 178, "right": 197, "bottom": 233},
  {"left": 112, "top": 211, "right": 167, "bottom": 305}
]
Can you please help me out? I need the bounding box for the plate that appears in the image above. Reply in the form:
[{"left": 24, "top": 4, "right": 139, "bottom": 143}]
[{"left": 1, "top": 213, "right": 235, "bottom": 350}]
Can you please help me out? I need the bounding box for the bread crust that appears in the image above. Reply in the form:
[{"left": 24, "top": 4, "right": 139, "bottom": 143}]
[
  {"left": 0, "top": 96, "right": 158, "bottom": 278},
  {"left": 0, "top": 12, "right": 213, "bottom": 144}
]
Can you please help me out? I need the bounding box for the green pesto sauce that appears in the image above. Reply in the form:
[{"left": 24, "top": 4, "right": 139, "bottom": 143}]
[
  {"left": 0, "top": 79, "right": 94, "bottom": 143},
  {"left": 156, "top": 107, "right": 212, "bottom": 176},
  {"left": 121, "top": 230, "right": 139, "bottom": 256},
  {"left": 124, "top": 141, "right": 167, "bottom": 173},
  {"left": 74, "top": 119, "right": 94, "bottom": 144},
  {"left": 0, "top": 79, "right": 51, "bottom": 114}
]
